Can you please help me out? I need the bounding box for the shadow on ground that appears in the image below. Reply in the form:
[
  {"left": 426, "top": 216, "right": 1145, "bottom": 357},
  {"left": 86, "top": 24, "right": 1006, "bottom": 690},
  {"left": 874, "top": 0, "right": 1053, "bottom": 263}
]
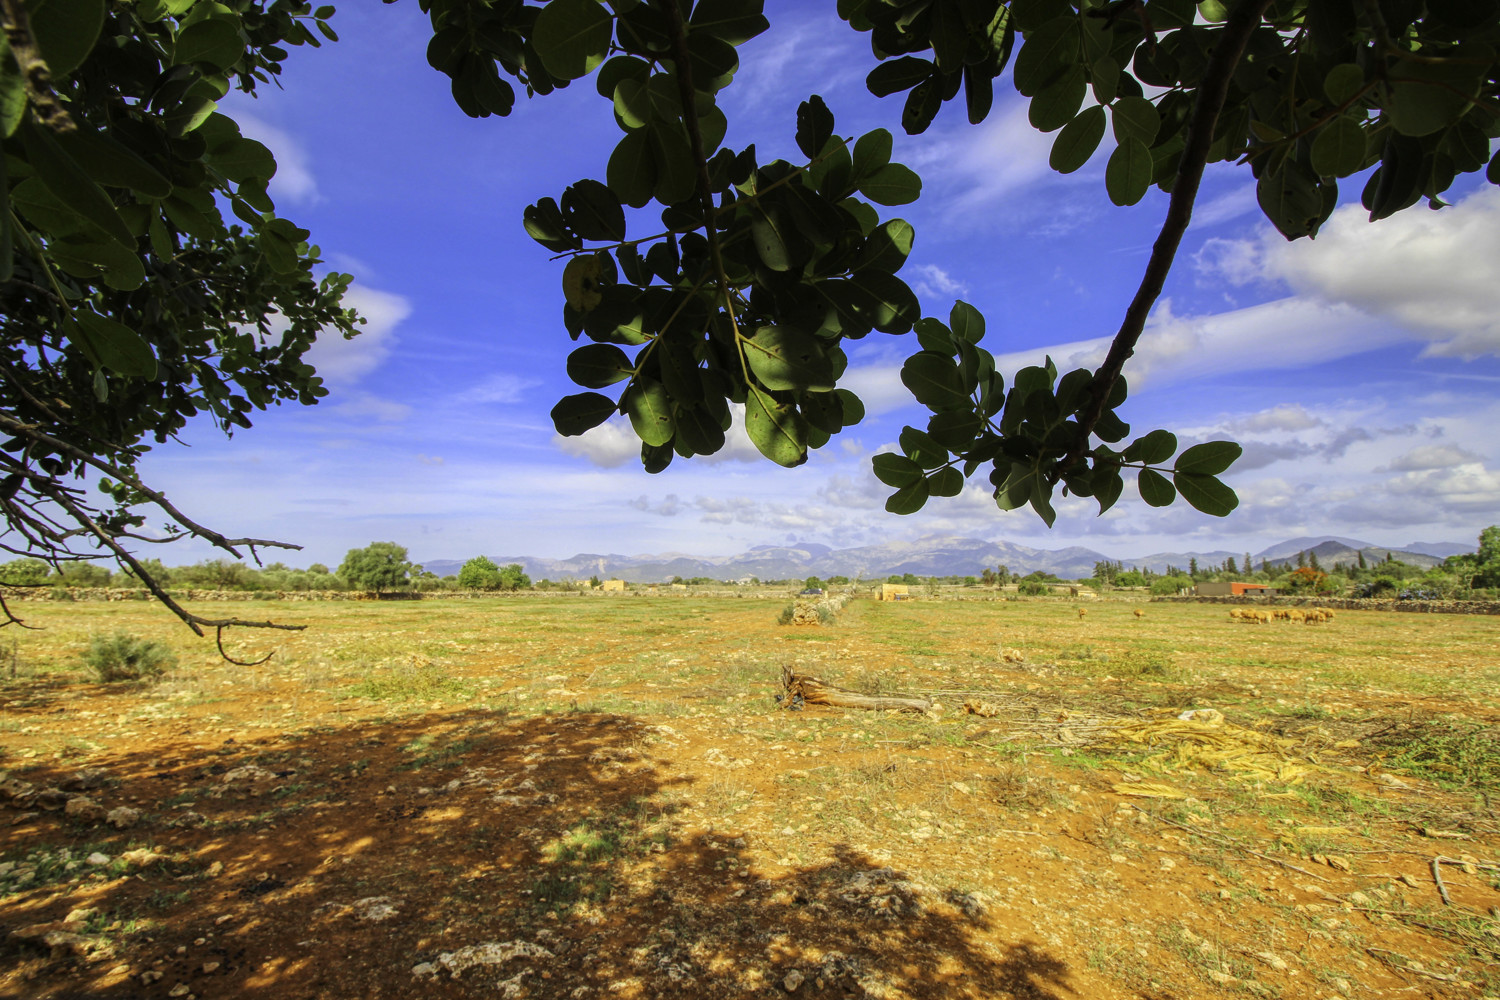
[{"left": 2, "top": 706, "right": 1080, "bottom": 999}]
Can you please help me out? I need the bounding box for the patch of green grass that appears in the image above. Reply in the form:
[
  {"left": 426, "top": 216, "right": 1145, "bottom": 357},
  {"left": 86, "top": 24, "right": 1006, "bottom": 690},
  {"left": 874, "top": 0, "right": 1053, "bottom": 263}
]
[
  {"left": 398, "top": 735, "right": 484, "bottom": 770},
  {"left": 1374, "top": 721, "right": 1500, "bottom": 792},
  {"left": 346, "top": 663, "right": 476, "bottom": 703}
]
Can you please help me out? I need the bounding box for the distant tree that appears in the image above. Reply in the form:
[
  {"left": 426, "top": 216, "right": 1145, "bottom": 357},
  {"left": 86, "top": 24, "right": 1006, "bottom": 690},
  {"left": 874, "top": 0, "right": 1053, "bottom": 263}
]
[
  {"left": 1309, "top": 551, "right": 1322, "bottom": 572},
  {"left": 1224, "top": 556, "right": 1237, "bottom": 575},
  {"left": 804, "top": 576, "right": 825, "bottom": 590},
  {"left": 497, "top": 564, "right": 532, "bottom": 591},
  {"left": 1150, "top": 575, "right": 1192, "bottom": 596},
  {"left": 828, "top": 575, "right": 849, "bottom": 585},
  {"left": 1358, "top": 551, "right": 1368, "bottom": 570},
  {"left": 1244, "top": 554, "right": 1253, "bottom": 578},
  {"left": 118, "top": 558, "right": 174, "bottom": 589},
  {"left": 0, "top": 558, "right": 52, "bottom": 586},
  {"left": 1115, "top": 569, "right": 1147, "bottom": 588},
  {"left": 53, "top": 563, "right": 113, "bottom": 588},
  {"left": 979, "top": 567, "right": 997, "bottom": 587},
  {"left": 339, "top": 543, "right": 414, "bottom": 594},
  {"left": 1188, "top": 557, "right": 1199, "bottom": 579},
  {"left": 176, "top": 559, "right": 257, "bottom": 590},
  {"left": 458, "top": 556, "right": 503, "bottom": 590}
]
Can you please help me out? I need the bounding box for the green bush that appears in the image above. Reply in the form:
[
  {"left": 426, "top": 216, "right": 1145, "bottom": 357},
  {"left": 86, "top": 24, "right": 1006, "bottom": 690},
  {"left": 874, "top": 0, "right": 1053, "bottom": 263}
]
[
  {"left": 83, "top": 633, "right": 177, "bottom": 682},
  {"left": 1017, "top": 581, "right": 1049, "bottom": 596}
]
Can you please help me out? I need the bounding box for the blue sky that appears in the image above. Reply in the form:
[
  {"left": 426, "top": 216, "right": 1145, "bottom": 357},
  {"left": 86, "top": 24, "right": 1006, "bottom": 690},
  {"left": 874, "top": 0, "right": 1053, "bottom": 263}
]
[{"left": 138, "top": 1, "right": 1500, "bottom": 569}]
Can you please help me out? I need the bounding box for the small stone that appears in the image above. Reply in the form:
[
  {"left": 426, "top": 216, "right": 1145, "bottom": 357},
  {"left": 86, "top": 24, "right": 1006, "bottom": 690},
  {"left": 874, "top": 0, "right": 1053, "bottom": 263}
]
[
  {"left": 35, "top": 788, "right": 69, "bottom": 810},
  {"left": 107, "top": 806, "right": 141, "bottom": 829},
  {"left": 87, "top": 852, "right": 112, "bottom": 867},
  {"left": 783, "top": 969, "right": 804, "bottom": 992},
  {"left": 214, "top": 914, "right": 233, "bottom": 926},
  {"left": 108, "top": 964, "right": 131, "bottom": 976},
  {"left": 64, "top": 907, "right": 100, "bottom": 924},
  {"left": 65, "top": 796, "right": 108, "bottom": 822},
  {"left": 1256, "top": 951, "right": 1288, "bottom": 971},
  {"left": 66, "top": 768, "right": 108, "bottom": 791},
  {"left": 121, "top": 848, "right": 164, "bottom": 868},
  {"left": 206, "top": 861, "right": 224, "bottom": 878},
  {"left": 140, "top": 971, "right": 164, "bottom": 985},
  {"left": 201, "top": 961, "right": 221, "bottom": 974},
  {"left": 194, "top": 937, "right": 206, "bottom": 946},
  {"left": 168, "top": 983, "right": 190, "bottom": 997}
]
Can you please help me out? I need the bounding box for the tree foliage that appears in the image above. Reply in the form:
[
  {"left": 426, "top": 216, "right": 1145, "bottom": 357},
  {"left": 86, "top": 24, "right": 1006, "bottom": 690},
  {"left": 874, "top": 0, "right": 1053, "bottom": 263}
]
[
  {"left": 458, "top": 554, "right": 503, "bottom": 589},
  {"left": 0, "top": 0, "right": 358, "bottom": 637},
  {"left": 404, "top": 0, "right": 1499, "bottom": 529},
  {"left": 338, "top": 541, "right": 414, "bottom": 593}
]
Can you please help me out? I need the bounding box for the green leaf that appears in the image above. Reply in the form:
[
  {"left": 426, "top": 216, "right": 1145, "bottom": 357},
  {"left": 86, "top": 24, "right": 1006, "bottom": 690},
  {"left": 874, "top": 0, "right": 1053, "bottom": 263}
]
[
  {"left": 1111, "top": 96, "right": 1160, "bottom": 146},
  {"left": 1310, "top": 116, "right": 1367, "bottom": 178},
  {"left": 1105, "top": 137, "right": 1152, "bottom": 206},
  {"left": 949, "top": 301, "right": 985, "bottom": 344},
  {"left": 686, "top": 31, "right": 739, "bottom": 93},
  {"left": 623, "top": 379, "right": 675, "bottom": 447},
  {"left": 1130, "top": 429, "right": 1177, "bottom": 465},
  {"left": 1197, "top": 0, "right": 1229, "bottom": 22},
  {"left": 927, "top": 410, "right": 981, "bottom": 450},
  {"left": 1174, "top": 440, "right": 1241, "bottom": 476},
  {"left": 835, "top": 388, "right": 864, "bottom": 425},
  {"left": 567, "top": 343, "right": 634, "bottom": 388},
  {"left": 1030, "top": 481, "right": 1056, "bottom": 527},
  {"left": 206, "top": 136, "right": 276, "bottom": 183},
  {"left": 562, "top": 254, "right": 606, "bottom": 312},
  {"left": 551, "top": 392, "right": 618, "bottom": 436},
  {"left": 873, "top": 452, "right": 923, "bottom": 488},
  {"left": 524, "top": 197, "right": 577, "bottom": 252},
  {"left": 1093, "top": 470, "right": 1124, "bottom": 514},
  {"left": 69, "top": 310, "right": 157, "bottom": 377},
  {"left": 1174, "top": 471, "right": 1239, "bottom": 516},
  {"left": 1137, "top": 468, "right": 1176, "bottom": 507},
  {"left": 648, "top": 121, "right": 697, "bottom": 205},
  {"left": 1012, "top": 16, "right": 1079, "bottom": 98},
  {"left": 1257, "top": 160, "right": 1323, "bottom": 239},
  {"left": 1323, "top": 63, "right": 1365, "bottom": 107},
  {"left": 173, "top": 15, "right": 243, "bottom": 70},
  {"left": 795, "top": 95, "right": 834, "bottom": 159},
  {"left": 0, "top": 53, "right": 25, "bottom": 137},
  {"left": 851, "top": 128, "right": 892, "bottom": 184},
  {"left": 607, "top": 130, "right": 657, "bottom": 208},
  {"left": 1029, "top": 66, "right": 1085, "bottom": 133},
  {"left": 56, "top": 127, "right": 173, "bottom": 197},
  {"left": 531, "top": 0, "right": 613, "bottom": 80},
  {"left": 858, "top": 162, "right": 921, "bottom": 205},
  {"left": 745, "top": 386, "right": 807, "bottom": 467},
  {"left": 1387, "top": 56, "right": 1482, "bottom": 138},
  {"left": 743, "top": 326, "right": 834, "bottom": 391},
  {"left": 901, "top": 352, "right": 969, "bottom": 411},
  {"left": 914, "top": 317, "right": 954, "bottom": 354},
  {"left": 1050, "top": 104, "right": 1105, "bottom": 173},
  {"left": 866, "top": 56, "right": 933, "bottom": 98},
  {"left": 851, "top": 218, "right": 913, "bottom": 273},
  {"left": 885, "top": 480, "right": 930, "bottom": 514},
  {"left": 899, "top": 426, "right": 948, "bottom": 468},
  {"left": 28, "top": 0, "right": 105, "bottom": 76},
  {"left": 18, "top": 121, "right": 133, "bottom": 248},
  {"left": 596, "top": 55, "right": 650, "bottom": 100},
  {"left": 562, "top": 179, "right": 626, "bottom": 242},
  {"left": 689, "top": 0, "right": 770, "bottom": 46},
  {"left": 749, "top": 205, "right": 793, "bottom": 271}
]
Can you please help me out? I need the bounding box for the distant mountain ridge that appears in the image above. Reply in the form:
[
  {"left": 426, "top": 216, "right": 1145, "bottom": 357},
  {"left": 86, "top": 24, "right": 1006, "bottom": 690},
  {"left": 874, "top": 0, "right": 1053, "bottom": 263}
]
[{"left": 419, "top": 534, "right": 1471, "bottom": 584}]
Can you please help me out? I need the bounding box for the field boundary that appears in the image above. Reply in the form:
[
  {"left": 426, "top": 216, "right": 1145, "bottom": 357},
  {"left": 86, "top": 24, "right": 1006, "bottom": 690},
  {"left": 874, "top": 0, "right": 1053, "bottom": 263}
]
[{"left": 1162, "top": 594, "right": 1500, "bottom": 615}]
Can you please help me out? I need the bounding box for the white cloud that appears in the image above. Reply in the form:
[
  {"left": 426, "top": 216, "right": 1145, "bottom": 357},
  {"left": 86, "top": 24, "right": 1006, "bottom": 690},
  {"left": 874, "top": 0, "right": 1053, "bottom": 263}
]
[
  {"left": 913, "top": 101, "right": 1057, "bottom": 214},
  {"left": 1232, "top": 404, "right": 1324, "bottom": 433},
  {"left": 1192, "top": 183, "right": 1259, "bottom": 228},
  {"left": 553, "top": 419, "right": 640, "bottom": 468},
  {"left": 235, "top": 113, "right": 319, "bottom": 205},
  {"left": 908, "top": 264, "right": 969, "bottom": 300},
  {"left": 456, "top": 373, "right": 539, "bottom": 405},
  {"left": 303, "top": 285, "right": 412, "bottom": 387},
  {"left": 328, "top": 392, "right": 411, "bottom": 423},
  {"left": 1199, "top": 187, "right": 1500, "bottom": 358},
  {"left": 1384, "top": 444, "right": 1482, "bottom": 472}
]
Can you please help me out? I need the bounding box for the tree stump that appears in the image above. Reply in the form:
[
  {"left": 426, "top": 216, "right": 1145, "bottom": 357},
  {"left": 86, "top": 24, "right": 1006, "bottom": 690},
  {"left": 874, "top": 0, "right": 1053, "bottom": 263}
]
[{"left": 780, "top": 666, "right": 932, "bottom": 713}]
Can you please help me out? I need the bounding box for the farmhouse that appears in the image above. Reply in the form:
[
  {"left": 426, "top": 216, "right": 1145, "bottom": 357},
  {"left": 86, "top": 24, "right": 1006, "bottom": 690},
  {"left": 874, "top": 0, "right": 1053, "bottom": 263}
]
[
  {"left": 880, "top": 583, "right": 910, "bottom": 601},
  {"left": 1196, "top": 581, "right": 1278, "bottom": 597},
  {"left": 599, "top": 579, "right": 626, "bottom": 592}
]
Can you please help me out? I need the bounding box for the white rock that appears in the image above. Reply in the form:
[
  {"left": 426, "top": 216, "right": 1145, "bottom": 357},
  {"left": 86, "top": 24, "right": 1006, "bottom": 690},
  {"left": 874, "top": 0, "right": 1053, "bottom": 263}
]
[
  {"left": 107, "top": 806, "right": 141, "bottom": 829},
  {"left": 87, "top": 852, "right": 112, "bottom": 867},
  {"left": 783, "top": 969, "right": 805, "bottom": 992}
]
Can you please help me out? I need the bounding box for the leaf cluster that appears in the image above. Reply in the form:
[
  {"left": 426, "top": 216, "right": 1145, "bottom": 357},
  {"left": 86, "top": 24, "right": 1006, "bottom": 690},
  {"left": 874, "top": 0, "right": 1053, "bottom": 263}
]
[{"left": 1, "top": 1, "right": 359, "bottom": 635}]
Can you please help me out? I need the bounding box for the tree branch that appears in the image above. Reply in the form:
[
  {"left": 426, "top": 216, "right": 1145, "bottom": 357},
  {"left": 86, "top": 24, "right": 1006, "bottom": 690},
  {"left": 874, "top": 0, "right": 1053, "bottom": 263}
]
[
  {"left": 0, "top": 0, "right": 75, "bottom": 132},
  {"left": 1057, "top": 0, "right": 1276, "bottom": 480}
]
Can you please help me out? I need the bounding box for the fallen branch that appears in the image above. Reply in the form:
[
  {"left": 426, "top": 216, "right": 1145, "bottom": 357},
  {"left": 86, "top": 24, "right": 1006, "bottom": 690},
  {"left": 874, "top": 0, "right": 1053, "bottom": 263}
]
[
  {"left": 780, "top": 666, "right": 932, "bottom": 713},
  {"left": 1145, "top": 809, "right": 1332, "bottom": 882},
  {"left": 1430, "top": 856, "right": 1454, "bottom": 906}
]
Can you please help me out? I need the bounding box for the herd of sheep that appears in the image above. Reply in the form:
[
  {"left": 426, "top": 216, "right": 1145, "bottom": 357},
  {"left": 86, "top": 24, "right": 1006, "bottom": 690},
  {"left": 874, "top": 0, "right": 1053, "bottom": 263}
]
[{"left": 1228, "top": 606, "right": 1336, "bottom": 625}]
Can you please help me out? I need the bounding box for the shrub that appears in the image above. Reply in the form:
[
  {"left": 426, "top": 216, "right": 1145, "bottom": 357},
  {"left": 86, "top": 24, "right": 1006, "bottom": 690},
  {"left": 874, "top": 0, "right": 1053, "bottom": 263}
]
[
  {"left": 83, "top": 633, "right": 177, "bottom": 682},
  {"left": 1017, "top": 581, "right": 1049, "bottom": 596}
]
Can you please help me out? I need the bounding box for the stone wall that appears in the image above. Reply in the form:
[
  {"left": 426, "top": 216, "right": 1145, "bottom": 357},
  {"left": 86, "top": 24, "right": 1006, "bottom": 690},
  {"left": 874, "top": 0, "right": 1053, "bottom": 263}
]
[{"left": 1160, "top": 594, "right": 1500, "bottom": 616}]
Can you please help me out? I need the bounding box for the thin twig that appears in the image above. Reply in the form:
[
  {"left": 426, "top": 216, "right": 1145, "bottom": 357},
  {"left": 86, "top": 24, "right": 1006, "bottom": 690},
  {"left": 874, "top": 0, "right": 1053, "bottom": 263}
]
[
  {"left": 1146, "top": 809, "right": 1333, "bottom": 881},
  {"left": 215, "top": 626, "right": 276, "bottom": 667},
  {"left": 1430, "top": 855, "right": 1454, "bottom": 906}
]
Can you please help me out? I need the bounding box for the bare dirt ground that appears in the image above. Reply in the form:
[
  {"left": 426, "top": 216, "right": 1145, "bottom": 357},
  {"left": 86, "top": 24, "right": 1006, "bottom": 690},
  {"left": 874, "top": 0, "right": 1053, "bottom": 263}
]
[{"left": 1, "top": 593, "right": 1497, "bottom": 1000}]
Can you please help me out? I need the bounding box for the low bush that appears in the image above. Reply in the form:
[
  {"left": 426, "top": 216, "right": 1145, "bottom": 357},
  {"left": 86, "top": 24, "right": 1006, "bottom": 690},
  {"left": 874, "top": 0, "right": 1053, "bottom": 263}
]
[{"left": 83, "top": 632, "right": 177, "bottom": 682}]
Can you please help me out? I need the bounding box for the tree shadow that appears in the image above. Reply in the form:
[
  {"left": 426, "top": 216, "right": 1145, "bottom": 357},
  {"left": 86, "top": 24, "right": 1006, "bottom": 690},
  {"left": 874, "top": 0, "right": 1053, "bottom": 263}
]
[{"left": 2, "top": 706, "right": 1080, "bottom": 999}]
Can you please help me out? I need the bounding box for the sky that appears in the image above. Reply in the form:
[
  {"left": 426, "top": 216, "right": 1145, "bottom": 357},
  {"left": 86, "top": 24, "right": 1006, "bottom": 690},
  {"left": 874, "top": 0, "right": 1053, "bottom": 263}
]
[{"left": 136, "top": 1, "right": 1500, "bottom": 569}]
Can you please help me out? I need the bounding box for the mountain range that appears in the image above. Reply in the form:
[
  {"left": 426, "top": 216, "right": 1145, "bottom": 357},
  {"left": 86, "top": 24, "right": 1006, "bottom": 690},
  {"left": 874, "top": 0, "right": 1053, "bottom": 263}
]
[{"left": 418, "top": 534, "right": 1472, "bottom": 584}]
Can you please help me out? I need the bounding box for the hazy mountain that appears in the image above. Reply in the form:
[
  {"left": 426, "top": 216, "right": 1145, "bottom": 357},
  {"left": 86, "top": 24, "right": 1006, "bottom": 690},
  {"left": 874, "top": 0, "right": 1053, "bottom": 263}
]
[
  {"left": 419, "top": 532, "right": 1469, "bottom": 584},
  {"left": 1402, "top": 540, "right": 1476, "bottom": 558}
]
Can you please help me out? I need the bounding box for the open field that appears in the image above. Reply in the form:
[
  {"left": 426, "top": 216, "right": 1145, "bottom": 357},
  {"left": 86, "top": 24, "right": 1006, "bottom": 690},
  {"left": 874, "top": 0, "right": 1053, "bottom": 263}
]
[{"left": 1, "top": 595, "right": 1497, "bottom": 999}]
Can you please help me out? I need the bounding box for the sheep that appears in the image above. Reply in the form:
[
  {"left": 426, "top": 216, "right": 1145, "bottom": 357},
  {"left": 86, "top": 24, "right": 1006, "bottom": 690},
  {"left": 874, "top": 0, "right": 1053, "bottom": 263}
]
[
  {"left": 1133, "top": 608, "right": 1145, "bottom": 619},
  {"left": 1077, "top": 607, "right": 1088, "bottom": 620}
]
